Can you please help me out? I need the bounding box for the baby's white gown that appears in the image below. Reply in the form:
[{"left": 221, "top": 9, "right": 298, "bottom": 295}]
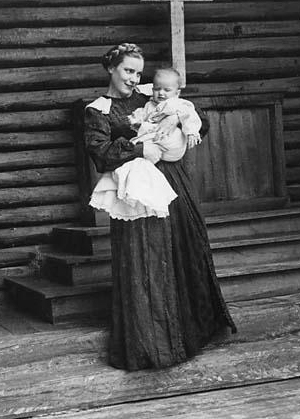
[{"left": 89, "top": 94, "right": 201, "bottom": 220}]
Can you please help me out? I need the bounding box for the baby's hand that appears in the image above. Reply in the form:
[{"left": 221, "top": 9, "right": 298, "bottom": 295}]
[{"left": 187, "top": 134, "right": 202, "bottom": 149}]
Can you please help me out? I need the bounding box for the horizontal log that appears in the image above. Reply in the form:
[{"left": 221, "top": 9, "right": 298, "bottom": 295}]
[
  {"left": 285, "top": 149, "right": 300, "bottom": 166},
  {"left": 0, "top": 3, "right": 299, "bottom": 28},
  {"left": 0, "top": 5, "right": 168, "bottom": 28},
  {"left": 0, "top": 131, "right": 73, "bottom": 150},
  {"left": 1, "top": 57, "right": 300, "bottom": 92},
  {"left": 0, "top": 184, "right": 79, "bottom": 208},
  {"left": 0, "top": 148, "right": 75, "bottom": 171},
  {"left": 2, "top": 78, "right": 300, "bottom": 113},
  {"left": 1, "top": 21, "right": 300, "bottom": 47},
  {"left": 0, "top": 203, "right": 81, "bottom": 226},
  {"left": 186, "top": 57, "right": 300, "bottom": 83},
  {"left": 0, "top": 167, "right": 77, "bottom": 188},
  {"left": 0, "top": 109, "right": 71, "bottom": 131},
  {"left": 0, "top": 0, "right": 140, "bottom": 5},
  {"left": 284, "top": 114, "right": 300, "bottom": 130},
  {"left": 283, "top": 97, "right": 300, "bottom": 113},
  {"left": 2, "top": 37, "right": 300, "bottom": 69},
  {"left": 284, "top": 130, "right": 300, "bottom": 149},
  {"left": 0, "top": 88, "right": 104, "bottom": 111},
  {"left": 0, "top": 43, "right": 168, "bottom": 68},
  {"left": 287, "top": 167, "right": 300, "bottom": 184},
  {"left": 0, "top": 223, "right": 74, "bottom": 247}
]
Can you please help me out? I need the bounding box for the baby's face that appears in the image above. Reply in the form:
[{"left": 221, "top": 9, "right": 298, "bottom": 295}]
[{"left": 152, "top": 72, "right": 180, "bottom": 104}]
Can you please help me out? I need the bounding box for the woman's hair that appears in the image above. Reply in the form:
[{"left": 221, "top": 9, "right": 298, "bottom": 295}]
[{"left": 102, "top": 43, "right": 144, "bottom": 71}]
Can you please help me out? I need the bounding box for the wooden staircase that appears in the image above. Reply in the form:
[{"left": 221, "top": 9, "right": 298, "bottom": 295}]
[{"left": 5, "top": 207, "right": 300, "bottom": 323}]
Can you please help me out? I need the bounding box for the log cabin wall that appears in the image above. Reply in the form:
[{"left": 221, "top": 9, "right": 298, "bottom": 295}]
[{"left": 0, "top": 0, "right": 300, "bottom": 286}]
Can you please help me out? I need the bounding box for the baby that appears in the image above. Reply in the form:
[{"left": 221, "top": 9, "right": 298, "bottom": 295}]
[
  {"left": 89, "top": 68, "right": 203, "bottom": 221},
  {"left": 129, "top": 67, "right": 202, "bottom": 158}
]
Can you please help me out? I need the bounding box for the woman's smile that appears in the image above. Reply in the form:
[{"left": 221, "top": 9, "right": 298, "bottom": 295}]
[{"left": 107, "top": 56, "right": 144, "bottom": 98}]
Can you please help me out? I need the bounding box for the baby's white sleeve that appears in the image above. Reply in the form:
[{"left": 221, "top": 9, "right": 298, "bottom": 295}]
[
  {"left": 128, "top": 106, "right": 148, "bottom": 128},
  {"left": 176, "top": 99, "right": 202, "bottom": 137}
]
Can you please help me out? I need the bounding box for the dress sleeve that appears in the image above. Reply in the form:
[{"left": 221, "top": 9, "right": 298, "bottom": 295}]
[{"left": 84, "top": 107, "right": 144, "bottom": 172}]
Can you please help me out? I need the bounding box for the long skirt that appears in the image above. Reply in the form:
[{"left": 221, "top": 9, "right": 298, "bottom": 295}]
[{"left": 108, "top": 160, "right": 236, "bottom": 371}]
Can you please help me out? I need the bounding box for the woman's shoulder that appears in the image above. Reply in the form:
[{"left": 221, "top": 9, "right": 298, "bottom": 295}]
[{"left": 86, "top": 96, "right": 112, "bottom": 115}]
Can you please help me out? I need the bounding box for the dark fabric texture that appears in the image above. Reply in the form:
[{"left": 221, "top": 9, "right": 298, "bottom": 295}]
[{"left": 84, "top": 91, "right": 237, "bottom": 371}]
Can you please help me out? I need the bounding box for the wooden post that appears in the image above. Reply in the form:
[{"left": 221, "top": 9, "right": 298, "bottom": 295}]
[{"left": 141, "top": 0, "right": 213, "bottom": 87}]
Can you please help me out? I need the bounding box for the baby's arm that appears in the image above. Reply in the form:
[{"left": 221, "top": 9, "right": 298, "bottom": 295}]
[
  {"left": 175, "top": 100, "right": 203, "bottom": 149},
  {"left": 128, "top": 107, "right": 148, "bottom": 132}
]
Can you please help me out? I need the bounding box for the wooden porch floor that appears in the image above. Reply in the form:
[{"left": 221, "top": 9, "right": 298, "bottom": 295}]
[{"left": 1, "top": 290, "right": 300, "bottom": 419}]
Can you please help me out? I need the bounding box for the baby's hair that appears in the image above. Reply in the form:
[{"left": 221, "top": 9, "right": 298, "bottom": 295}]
[
  {"left": 102, "top": 43, "right": 144, "bottom": 71},
  {"left": 153, "top": 67, "right": 182, "bottom": 88}
]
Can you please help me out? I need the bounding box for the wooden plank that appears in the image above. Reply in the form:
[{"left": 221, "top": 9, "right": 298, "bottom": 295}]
[
  {"left": 0, "top": 43, "right": 168, "bottom": 68},
  {"left": 1, "top": 2, "right": 299, "bottom": 26},
  {"left": 1, "top": 57, "right": 300, "bottom": 93},
  {"left": 1, "top": 21, "right": 300, "bottom": 47},
  {"left": 186, "top": 57, "right": 300, "bottom": 83},
  {"left": 1, "top": 57, "right": 299, "bottom": 95},
  {"left": 0, "top": 131, "right": 73, "bottom": 150},
  {"left": 0, "top": 0, "right": 140, "bottom": 5},
  {"left": 0, "top": 203, "right": 80, "bottom": 226},
  {"left": 0, "top": 110, "right": 71, "bottom": 131},
  {"left": 270, "top": 100, "right": 287, "bottom": 197},
  {"left": 1, "top": 333, "right": 300, "bottom": 417},
  {"left": 1, "top": 78, "right": 300, "bottom": 113},
  {"left": 0, "top": 88, "right": 105, "bottom": 111},
  {"left": 286, "top": 149, "right": 300, "bottom": 166},
  {"left": 1, "top": 37, "right": 300, "bottom": 70},
  {"left": 288, "top": 184, "right": 300, "bottom": 201},
  {"left": 31, "top": 379, "right": 300, "bottom": 419},
  {"left": 0, "top": 184, "right": 79, "bottom": 208},
  {"left": 0, "top": 5, "right": 167, "bottom": 27},
  {"left": 286, "top": 167, "right": 300, "bottom": 183},
  {"left": 284, "top": 114, "right": 300, "bottom": 130},
  {"left": 284, "top": 130, "right": 300, "bottom": 149},
  {"left": 0, "top": 26, "right": 168, "bottom": 47},
  {"left": 283, "top": 97, "right": 300, "bottom": 113},
  {"left": 0, "top": 266, "right": 31, "bottom": 288},
  {"left": 1, "top": 292, "right": 299, "bottom": 365},
  {"left": 0, "top": 149, "right": 75, "bottom": 170},
  {"left": 0, "top": 223, "right": 75, "bottom": 247},
  {"left": 0, "top": 167, "right": 77, "bottom": 188},
  {"left": 170, "top": 0, "right": 186, "bottom": 87},
  {"left": 0, "top": 64, "right": 154, "bottom": 93}
]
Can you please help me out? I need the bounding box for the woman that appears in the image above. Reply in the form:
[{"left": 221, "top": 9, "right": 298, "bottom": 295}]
[{"left": 85, "top": 43, "right": 236, "bottom": 371}]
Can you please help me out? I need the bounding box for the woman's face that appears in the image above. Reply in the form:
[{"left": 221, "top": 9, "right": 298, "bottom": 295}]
[{"left": 108, "top": 55, "right": 144, "bottom": 98}]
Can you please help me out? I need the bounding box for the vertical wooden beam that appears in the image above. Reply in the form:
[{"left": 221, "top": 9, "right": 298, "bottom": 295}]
[{"left": 170, "top": 0, "right": 186, "bottom": 87}]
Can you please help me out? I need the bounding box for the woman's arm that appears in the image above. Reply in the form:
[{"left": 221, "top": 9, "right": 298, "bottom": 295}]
[{"left": 84, "top": 107, "right": 144, "bottom": 172}]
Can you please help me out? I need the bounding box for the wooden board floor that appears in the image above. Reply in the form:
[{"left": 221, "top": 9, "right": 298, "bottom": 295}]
[{"left": 1, "top": 290, "right": 300, "bottom": 419}]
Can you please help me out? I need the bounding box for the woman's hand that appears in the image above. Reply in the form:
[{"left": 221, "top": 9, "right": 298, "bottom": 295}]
[
  {"left": 155, "top": 114, "right": 179, "bottom": 142},
  {"left": 143, "top": 142, "right": 162, "bottom": 164}
]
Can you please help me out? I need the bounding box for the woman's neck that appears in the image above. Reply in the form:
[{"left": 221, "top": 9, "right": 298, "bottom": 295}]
[{"left": 106, "top": 85, "right": 133, "bottom": 99}]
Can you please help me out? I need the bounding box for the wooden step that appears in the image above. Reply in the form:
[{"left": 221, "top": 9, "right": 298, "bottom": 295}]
[
  {"left": 6, "top": 258, "right": 300, "bottom": 323},
  {"left": 212, "top": 232, "right": 300, "bottom": 267},
  {"left": 42, "top": 251, "right": 112, "bottom": 286},
  {"left": 49, "top": 231, "right": 300, "bottom": 271},
  {"left": 219, "top": 260, "right": 300, "bottom": 301},
  {"left": 5, "top": 277, "right": 111, "bottom": 323},
  {"left": 52, "top": 226, "right": 110, "bottom": 255},
  {"left": 51, "top": 208, "right": 300, "bottom": 256},
  {"left": 207, "top": 207, "right": 300, "bottom": 241}
]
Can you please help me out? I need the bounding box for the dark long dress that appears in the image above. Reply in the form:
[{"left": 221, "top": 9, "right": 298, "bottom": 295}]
[{"left": 85, "top": 90, "right": 237, "bottom": 371}]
